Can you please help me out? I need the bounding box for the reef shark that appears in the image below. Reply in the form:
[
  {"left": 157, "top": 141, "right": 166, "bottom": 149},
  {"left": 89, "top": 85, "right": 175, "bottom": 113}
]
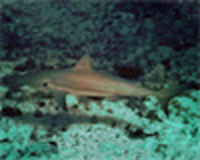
[{"left": 4, "top": 54, "right": 183, "bottom": 109}]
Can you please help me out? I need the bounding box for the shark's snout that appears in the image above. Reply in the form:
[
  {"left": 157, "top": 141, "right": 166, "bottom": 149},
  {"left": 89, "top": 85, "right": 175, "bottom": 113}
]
[{"left": 2, "top": 74, "right": 28, "bottom": 88}]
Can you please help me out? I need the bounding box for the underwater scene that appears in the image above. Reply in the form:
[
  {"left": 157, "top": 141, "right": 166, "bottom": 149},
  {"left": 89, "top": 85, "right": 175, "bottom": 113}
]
[{"left": 0, "top": 0, "right": 199, "bottom": 160}]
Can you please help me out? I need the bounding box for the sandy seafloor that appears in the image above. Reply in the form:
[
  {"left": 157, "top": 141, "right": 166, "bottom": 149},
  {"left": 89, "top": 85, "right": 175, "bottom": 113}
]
[{"left": 0, "top": 1, "right": 199, "bottom": 160}]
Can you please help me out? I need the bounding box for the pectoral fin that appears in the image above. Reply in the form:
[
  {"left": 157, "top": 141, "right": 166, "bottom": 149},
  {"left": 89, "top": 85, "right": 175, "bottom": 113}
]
[{"left": 53, "top": 91, "right": 67, "bottom": 111}]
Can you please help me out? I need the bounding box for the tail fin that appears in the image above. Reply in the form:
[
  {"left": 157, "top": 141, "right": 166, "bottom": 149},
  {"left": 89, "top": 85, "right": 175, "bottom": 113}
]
[{"left": 156, "top": 81, "right": 187, "bottom": 109}]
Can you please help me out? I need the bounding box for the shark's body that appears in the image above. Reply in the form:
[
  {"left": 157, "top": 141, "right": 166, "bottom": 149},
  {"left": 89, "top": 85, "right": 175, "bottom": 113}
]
[{"left": 6, "top": 54, "right": 184, "bottom": 108}]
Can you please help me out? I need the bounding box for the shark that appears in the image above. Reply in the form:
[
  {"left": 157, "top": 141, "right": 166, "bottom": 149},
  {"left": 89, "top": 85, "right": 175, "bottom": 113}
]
[{"left": 3, "top": 54, "right": 184, "bottom": 110}]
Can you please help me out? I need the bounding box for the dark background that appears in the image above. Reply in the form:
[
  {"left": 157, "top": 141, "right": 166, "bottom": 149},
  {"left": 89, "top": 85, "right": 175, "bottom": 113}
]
[{"left": 1, "top": 0, "right": 199, "bottom": 85}]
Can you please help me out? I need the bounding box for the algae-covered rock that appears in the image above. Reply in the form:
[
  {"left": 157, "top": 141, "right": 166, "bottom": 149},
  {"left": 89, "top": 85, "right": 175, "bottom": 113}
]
[
  {"left": 168, "top": 90, "right": 200, "bottom": 124},
  {"left": 56, "top": 124, "right": 132, "bottom": 160},
  {"left": 65, "top": 94, "right": 79, "bottom": 110}
]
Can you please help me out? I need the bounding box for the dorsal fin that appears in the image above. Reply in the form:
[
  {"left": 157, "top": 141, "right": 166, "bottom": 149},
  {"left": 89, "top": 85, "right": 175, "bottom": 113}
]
[{"left": 73, "top": 54, "right": 93, "bottom": 72}]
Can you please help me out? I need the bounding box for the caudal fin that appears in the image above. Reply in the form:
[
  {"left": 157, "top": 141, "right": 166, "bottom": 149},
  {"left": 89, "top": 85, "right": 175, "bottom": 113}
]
[{"left": 156, "top": 81, "right": 187, "bottom": 111}]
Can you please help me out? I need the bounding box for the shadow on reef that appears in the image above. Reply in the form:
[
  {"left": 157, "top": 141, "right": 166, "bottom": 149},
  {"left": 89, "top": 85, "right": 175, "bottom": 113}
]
[{"left": 0, "top": 107, "right": 158, "bottom": 139}]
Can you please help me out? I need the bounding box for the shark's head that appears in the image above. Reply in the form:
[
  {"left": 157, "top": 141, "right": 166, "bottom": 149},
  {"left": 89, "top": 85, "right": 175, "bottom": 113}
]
[
  {"left": 21, "top": 71, "right": 57, "bottom": 91},
  {"left": 2, "top": 70, "right": 56, "bottom": 92}
]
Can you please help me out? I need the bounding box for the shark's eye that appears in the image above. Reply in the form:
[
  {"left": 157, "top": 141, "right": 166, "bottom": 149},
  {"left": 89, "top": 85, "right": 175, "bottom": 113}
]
[{"left": 42, "top": 81, "right": 49, "bottom": 87}]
